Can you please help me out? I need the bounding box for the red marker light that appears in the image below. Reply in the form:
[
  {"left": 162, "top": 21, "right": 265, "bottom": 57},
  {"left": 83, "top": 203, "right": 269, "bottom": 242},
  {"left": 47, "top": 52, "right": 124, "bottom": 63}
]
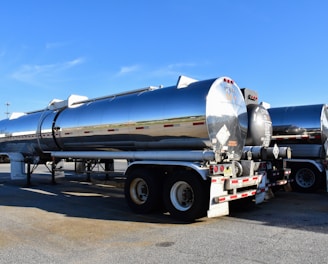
[
  {"left": 223, "top": 79, "right": 234, "bottom": 84},
  {"left": 248, "top": 95, "right": 258, "bottom": 101}
]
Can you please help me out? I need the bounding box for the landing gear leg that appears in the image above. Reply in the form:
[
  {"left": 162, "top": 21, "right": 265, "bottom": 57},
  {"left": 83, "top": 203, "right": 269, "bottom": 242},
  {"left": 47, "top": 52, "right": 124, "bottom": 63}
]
[
  {"left": 26, "top": 161, "right": 31, "bottom": 187},
  {"left": 51, "top": 158, "right": 57, "bottom": 185}
]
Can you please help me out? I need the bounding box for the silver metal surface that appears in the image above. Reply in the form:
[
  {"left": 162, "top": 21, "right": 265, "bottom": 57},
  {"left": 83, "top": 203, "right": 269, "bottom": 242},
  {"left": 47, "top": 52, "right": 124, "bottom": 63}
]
[
  {"left": 245, "top": 104, "right": 272, "bottom": 147},
  {"left": 50, "top": 150, "right": 216, "bottom": 161},
  {"left": 268, "top": 104, "right": 328, "bottom": 142},
  {"left": 242, "top": 145, "right": 291, "bottom": 160},
  {"left": 269, "top": 104, "right": 328, "bottom": 158},
  {"left": 0, "top": 76, "right": 248, "bottom": 161}
]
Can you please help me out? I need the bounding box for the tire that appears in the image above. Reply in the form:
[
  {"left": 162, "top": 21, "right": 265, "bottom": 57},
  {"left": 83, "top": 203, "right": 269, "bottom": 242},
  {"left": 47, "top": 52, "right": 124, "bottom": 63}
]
[
  {"left": 290, "top": 164, "right": 322, "bottom": 192},
  {"left": 163, "top": 170, "right": 208, "bottom": 222},
  {"left": 124, "top": 168, "right": 161, "bottom": 214}
]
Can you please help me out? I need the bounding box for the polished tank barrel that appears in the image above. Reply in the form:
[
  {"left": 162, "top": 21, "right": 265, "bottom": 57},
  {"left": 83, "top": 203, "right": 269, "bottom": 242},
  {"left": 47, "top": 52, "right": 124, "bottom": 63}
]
[
  {"left": 268, "top": 104, "right": 328, "bottom": 144},
  {"left": 245, "top": 104, "right": 272, "bottom": 147},
  {"left": 0, "top": 76, "right": 249, "bottom": 160}
]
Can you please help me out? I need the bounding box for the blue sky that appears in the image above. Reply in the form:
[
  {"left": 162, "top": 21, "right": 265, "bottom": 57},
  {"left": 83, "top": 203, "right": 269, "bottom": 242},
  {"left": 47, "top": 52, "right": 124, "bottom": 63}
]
[{"left": 0, "top": 0, "right": 327, "bottom": 119}]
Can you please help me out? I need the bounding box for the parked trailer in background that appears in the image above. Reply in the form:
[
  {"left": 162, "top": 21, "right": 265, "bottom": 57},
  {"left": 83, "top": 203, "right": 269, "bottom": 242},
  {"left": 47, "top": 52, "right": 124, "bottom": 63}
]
[
  {"left": 240, "top": 88, "right": 291, "bottom": 193},
  {"left": 0, "top": 75, "right": 274, "bottom": 221},
  {"left": 268, "top": 104, "right": 328, "bottom": 192}
]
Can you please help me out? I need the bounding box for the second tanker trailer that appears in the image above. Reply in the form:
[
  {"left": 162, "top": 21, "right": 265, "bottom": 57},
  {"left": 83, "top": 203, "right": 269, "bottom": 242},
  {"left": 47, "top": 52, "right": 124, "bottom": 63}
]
[
  {"left": 0, "top": 75, "right": 276, "bottom": 221},
  {"left": 269, "top": 104, "right": 328, "bottom": 192}
]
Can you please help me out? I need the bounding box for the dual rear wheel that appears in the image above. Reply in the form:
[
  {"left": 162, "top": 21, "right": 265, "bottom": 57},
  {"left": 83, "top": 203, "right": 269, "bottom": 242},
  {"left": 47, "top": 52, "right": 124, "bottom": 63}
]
[
  {"left": 124, "top": 168, "right": 208, "bottom": 221},
  {"left": 290, "top": 163, "right": 323, "bottom": 192}
]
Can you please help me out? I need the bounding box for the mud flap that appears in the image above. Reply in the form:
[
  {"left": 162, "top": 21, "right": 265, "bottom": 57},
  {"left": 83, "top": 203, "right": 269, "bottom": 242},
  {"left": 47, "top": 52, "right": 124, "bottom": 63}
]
[
  {"left": 207, "top": 176, "right": 229, "bottom": 218},
  {"left": 255, "top": 172, "right": 266, "bottom": 204}
]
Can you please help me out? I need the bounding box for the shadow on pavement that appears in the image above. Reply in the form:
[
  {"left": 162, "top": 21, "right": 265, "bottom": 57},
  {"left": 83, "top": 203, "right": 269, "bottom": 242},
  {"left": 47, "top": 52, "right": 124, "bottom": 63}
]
[{"left": 1, "top": 171, "right": 327, "bottom": 233}]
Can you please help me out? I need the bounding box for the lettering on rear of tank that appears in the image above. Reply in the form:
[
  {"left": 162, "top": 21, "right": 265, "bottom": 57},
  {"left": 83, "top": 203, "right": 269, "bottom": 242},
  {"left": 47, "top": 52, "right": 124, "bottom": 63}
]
[
  {"left": 262, "top": 122, "right": 272, "bottom": 146},
  {"left": 225, "top": 86, "right": 237, "bottom": 104}
]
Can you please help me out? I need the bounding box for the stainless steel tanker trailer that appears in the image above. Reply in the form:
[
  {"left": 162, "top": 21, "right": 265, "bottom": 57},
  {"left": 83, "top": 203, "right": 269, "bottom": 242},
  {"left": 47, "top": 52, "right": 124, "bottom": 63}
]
[
  {"left": 0, "top": 75, "right": 278, "bottom": 221},
  {"left": 268, "top": 104, "right": 328, "bottom": 192}
]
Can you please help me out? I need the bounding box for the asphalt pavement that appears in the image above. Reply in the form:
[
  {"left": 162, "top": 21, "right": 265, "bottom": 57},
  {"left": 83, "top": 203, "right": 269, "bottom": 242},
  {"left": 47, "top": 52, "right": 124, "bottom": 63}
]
[{"left": 0, "top": 163, "right": 327, "bottom": 264}]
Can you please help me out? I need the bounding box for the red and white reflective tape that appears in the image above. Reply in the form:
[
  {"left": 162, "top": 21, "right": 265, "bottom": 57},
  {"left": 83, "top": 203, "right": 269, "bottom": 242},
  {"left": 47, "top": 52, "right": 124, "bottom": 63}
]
[
  {"left": 215, "top": 189, "right": 257, "bottom": 203},
  {"left": 230, "top": 176, "right": 259, "bottom": 184},
  {"left": 211, "top": 178, "right": 226, "bottom": 183}
]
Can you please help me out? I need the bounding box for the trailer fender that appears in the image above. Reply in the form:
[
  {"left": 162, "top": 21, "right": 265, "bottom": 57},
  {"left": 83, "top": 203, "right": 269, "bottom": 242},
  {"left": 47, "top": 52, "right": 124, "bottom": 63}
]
[
  {"left": 287, "top": 159, "right": 324, "bottom": 173},
  {"left": 125, "top": 160, "right": 208, "bottom": 180}
]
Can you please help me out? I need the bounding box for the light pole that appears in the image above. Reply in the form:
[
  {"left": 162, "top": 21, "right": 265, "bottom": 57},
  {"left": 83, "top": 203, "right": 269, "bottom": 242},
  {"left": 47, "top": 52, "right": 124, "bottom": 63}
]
[{"left": 5, "top": 102, "right": 10, "bottom": 118}]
